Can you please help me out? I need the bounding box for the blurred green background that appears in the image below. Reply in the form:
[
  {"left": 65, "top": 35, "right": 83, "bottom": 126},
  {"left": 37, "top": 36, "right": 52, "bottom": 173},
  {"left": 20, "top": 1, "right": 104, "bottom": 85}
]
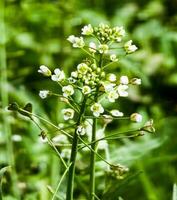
[{"left": 0, "top": 0, "right": 177, "bottom": 199}]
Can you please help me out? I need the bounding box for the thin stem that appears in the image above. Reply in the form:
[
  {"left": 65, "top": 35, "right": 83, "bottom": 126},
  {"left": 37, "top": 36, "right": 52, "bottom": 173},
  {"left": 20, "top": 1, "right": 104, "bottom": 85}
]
[
  {"left": 47, "top": 186, "right": 64, "bottom": 200},
  {"left": 102, "top": 61, "right": 117, "bottom": 70},
  {"left": 91, "top": 129, "right": 140, "bottom": 144},
  {"left": 52, "top": 163, "right": 72, "bottom": 200},
  {"left": 78, "top": 136, "right": 111, "bottom": 166},
  {"left": 0, "top": 1, "right": 20, "bottom": 198},
  {"left": 93, "top": 193, "right": 101, "bottom": 200},
  {"left": 47, "top": 137, "right": 68, "bottom": 169},
  {"left": 18, "top": 108, "right": 73, "bottom": 139},
  {"left": 90, "top": 117, "right": 97, "bottom": 200},
  {"left": 84, "top": 115, "right": 130, "bottom": 120},
  {"left": 78, "top": 129, "right": 140, "bottom": 151},
  {"left": 66, "top": 97, "right": 87, "bottom": 200},
  {"left": 81, "top": 47, "right": 98, "bottom": 61},
  {"left": 29, "top": 117, "right": 68, "bottom": 169},
  {"left": 51, "top": 93, "right": 80, "bottom": 112},
  {"left": 90, "top": 54, "right": 103, "bottom": 200}
]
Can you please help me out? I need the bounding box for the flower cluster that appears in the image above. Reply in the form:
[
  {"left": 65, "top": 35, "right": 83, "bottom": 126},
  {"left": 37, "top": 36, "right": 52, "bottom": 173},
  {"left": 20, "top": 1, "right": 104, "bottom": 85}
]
[
  {"left": 38, "top": 23, "right": 141, "bottom": 125},
  {"left": 67, "top": 23, "right": 138, "bottom": 55},
  {"left": 93, "top": 23, "right": 125, "bottom": 43}
]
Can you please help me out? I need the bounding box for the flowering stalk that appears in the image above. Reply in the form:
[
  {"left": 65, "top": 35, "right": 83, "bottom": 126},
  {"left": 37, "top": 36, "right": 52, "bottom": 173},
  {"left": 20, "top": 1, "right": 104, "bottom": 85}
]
[
  {"left": 90, "top": 55, "right": 103, "bottom": 200},
  {"left": 66, "top": 97, "right": 87, "bottom": 200}
]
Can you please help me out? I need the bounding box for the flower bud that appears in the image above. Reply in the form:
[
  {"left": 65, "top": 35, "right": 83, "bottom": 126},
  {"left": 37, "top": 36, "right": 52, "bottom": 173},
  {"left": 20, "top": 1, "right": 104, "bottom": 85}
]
[
  {"left": 120, "top": 76, "right": 129, "bottom": 85},
  {"left": 107, "top": 73, "right": 117, "bottom": 82},
  {"left": 82, "top": 85, "right": 91, "bottom": 95},
  {"left": 39, "top": 90, "right": 49, "bottom": 99},
  {"left": 38, "top": 65, "right": 51, "bottom": 76},
  {"left": 124, "top": 40, "right": 138, "bottom": 54},
  {"left": 62, "top": 108, "right": 75, "bottom": 120},
  {"left": 98, "top": 44, "right": 109, "bottom": 54},
  {"left": 81, "top": 24, "right": 93, "bottom": 35},
  {"left": 130, "top": 113, "right": 143, "bottom": 123},
  {"left": 131, "top": 78, "right": 141, "bottom": 85},
  {"left": 110, "top": 110, "right": 124, "bottom": 117}
]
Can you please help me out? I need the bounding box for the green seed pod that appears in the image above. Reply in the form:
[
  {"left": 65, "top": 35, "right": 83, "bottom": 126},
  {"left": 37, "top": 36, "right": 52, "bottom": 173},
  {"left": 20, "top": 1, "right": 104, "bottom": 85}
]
[{"left": 8, "top": 102, "right": 19, "bottom": 111}]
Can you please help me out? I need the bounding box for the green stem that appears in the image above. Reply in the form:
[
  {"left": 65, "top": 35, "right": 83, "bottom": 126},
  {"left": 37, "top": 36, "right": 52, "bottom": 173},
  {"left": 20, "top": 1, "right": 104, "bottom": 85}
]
[
  {"left": 90, "top": 117, "right": 97, "bottom": 200},
  {"left": 89, "top": 54, "right": 103, "bottom": 200},
  {"left": 78, "top": 136, "right": 111, "bottom": 166},
  {"left": 47, "top": 136, "right": 68, "bottom": 169},
  {"left": 78, "top": 129, "right": 140, "bottom": 151},
  {"left": 52, "top": 163, "right": 72, "bottom": 200},
  {"left": 66, "top": 97, "right": 87, "bottom": 200},
  {"left": 18, "top": 108, "right": 73, "bottom": 139},
  {"left": 0, "top": 1, "right": 20, "bottom": 198}
]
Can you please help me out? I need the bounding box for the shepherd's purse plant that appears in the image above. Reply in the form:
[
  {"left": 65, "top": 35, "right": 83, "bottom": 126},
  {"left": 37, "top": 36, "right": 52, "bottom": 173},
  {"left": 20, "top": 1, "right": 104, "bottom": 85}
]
[{"left": 8, "top": 23, "right": 155, "bottom": 200}]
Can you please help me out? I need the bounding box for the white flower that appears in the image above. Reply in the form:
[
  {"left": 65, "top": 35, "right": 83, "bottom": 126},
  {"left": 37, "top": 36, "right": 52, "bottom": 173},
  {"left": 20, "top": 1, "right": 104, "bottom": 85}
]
[
  {"left": 107, "top": 90, "right": 119, "bottom": 102},
  {"left": 130, "top": 113, "right": 142, "bottom": 123},
  {"left": 110, "top": 54, "right": 118, "bottom": 62},
  {"left": 67, "top": 35, "right": 85, "bottom": 48},
  {"left": 115, "top": 26, "right": 125, "bottom": 36},
  {"left": 82, "top": 85, "right": 91, "bottom": 95},
  {"left": 89, "top": 42, "right": 97, "bottom": 53},
  {"left": 110, "top": 109, "right": 124, "bottom": 117},
  {"left": 38, "top": 65, "right": 51, "bottom": 76},
  {"left": 68, "top": 77, "right": 76, "bottom": 83},
  {"left": 98, "top": 44, "right": 109, "bottom": 54},
  {"left": 81, "top": 24, "right": 93, "bottom": 35},
  {"left": 71, "top": 71, "right": 78, "bottom": 78},
  {"left": 102, "top": 81, "right": 115, "bottom": 92},
  {"left": 67, "top": 35, "right": 76, "bottom": 43},
  {"left": 62, "top": 108, "right": 75, "bottom": 120},
  {"left": 39, "top": 90, "right": 49, "bottom": 99},
  {"left": 120, "top": 76, "right": 129, "bottom": 85},
  {"left": 77, "top": 63, "right": 89, "bottom": 75},
  {"left": 117, "top": 84, "right": 129, "bottom": 97},
  {"left": 114, "top": 26, "right": 125, "bottom": 42},
  {"left": 91, "top": 102, "right": 104, "bottom": 117},
  {"left": 62, "top": 85, "right": 74, "bottom": 97},
  {"left": 107, "top": 73, "right": 117, "bottom": 82},
  {"left": 76, "top": 125, "right": 86, "bottom": 135},
  {"left": 51, "top": 68, "right": 65, "bottom": 82},
  {"left": 124, "top": 40, "right": 138, "bottom": 54},
  {"left": 131, "top": 78, "right": 141, "bottom": 85}
]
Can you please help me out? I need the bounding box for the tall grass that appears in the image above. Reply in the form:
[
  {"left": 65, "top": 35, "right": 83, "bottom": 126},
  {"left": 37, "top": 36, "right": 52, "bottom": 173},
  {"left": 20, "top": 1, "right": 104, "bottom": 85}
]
[{"left": 0, "top": 0, "right": 19, "bottom": 198}]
